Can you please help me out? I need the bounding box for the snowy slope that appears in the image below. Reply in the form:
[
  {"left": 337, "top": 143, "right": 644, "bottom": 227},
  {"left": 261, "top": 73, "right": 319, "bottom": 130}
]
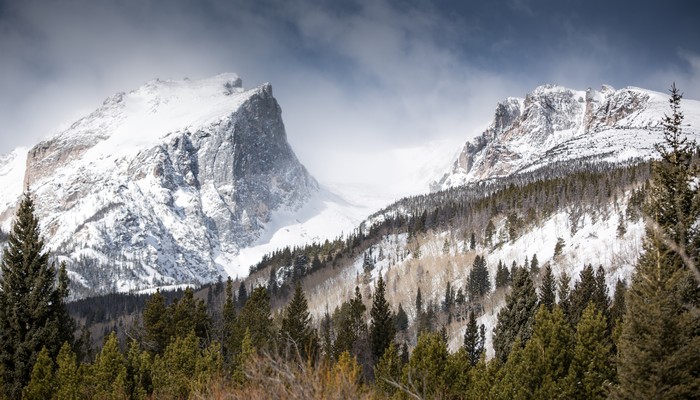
[
  {"left": 434, "top": 85, "right": 700, "bottom": 190},
  {"left": 0, "top": 74, "right": 368, "bottom": 296}
]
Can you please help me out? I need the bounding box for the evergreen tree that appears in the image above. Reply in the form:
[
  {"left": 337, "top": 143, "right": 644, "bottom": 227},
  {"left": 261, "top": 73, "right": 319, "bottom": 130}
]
[
  {"left": 497, "top": 306, "right": 573, "bottom": 399},
  {"left": 470, "top": 231, "right": 477, "bottom": 250},
  {"left": 610, "top": 279, "right": 627, "bottom": 329},
  {"left": 468, "top": 255, "right": 491, "bottom": 301},
  {"left": 171, "top": 287, "right": 210, "bottom": 340},
  {"left": 616, "top": 210, "right": 627, "bottom": 238},
  {"left": 403, "top": 332, "right": 449, "bottom": 399},
  {"left": 615, "top": 84, "right": 700, "bottom": 399},
  {"left": 558, "top": 272, "right": 572, "bottom": 323},
  {"left": 495, "top": 260, "right": 511, "bottom": 289},
  {"left": 237, "top": 282, "right": 248, "bottom": 309},
  {"left": 280, "top": 282, "right": 317, "bottom": 361},
  {"left": 236, "top": 286, "right": 273, "bottom": 352},
  {"left": 54, "top": 342, "right": 80, "bottom": 400},
  {"left": 593, "top": 265, "right": 611, "bottom": 322},
  {"left": 554, "top": 237, "right": 566, "bottom": 258},
  {"left": 530, "top": 253, "right": 539, "bottom": 274},
  {"left": 142, "top": 290, "right": 170, "bottom": 354},
  {"left": 0, "top": 193, "right": 73, "bottom": 398},
  {"left": 369, "top": 276, "right": 395, "bottom": 364},
  {"left": 493, "top": 267, "right": 538, "bottom": 362},
  {"left": 485, "top": 220, "right": 495, "bottom": 247},
  {"left": 463, "top": 308, "right": 485, "bottom": 366},
  {"left": 222, "top": 277, "right": 237, "bottom": 366},
  {"left": 393, "top": 303, "right": 408, "bottom": 332},
  {"left": 374, "top": 342, "right": 402, "bottom": 396},
  {"left": 125, "top": 340, "right": 151, "bottom": 400},
  {"left": 567, "top": 304, "right": 614, "bottom": 400},
  {"left": 570, "top": 264, "right": 596, "bottom": 325},
  {"left": 22, "top": 347, "right": 54, "bottom": 400},
  {"left": 334, "top": 287, "right": 368, "bottom": 362},
  {"left": 539, "top": 265, "right": 557, "bottom": 311},
  {"left": 90, "top": 332, "right": 127, "bottom": 399}
]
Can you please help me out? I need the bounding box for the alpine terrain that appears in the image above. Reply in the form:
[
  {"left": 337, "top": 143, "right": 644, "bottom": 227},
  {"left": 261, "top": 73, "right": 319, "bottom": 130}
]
[{"left": 0, "top": 74, "right": 354, "bottom": 296}]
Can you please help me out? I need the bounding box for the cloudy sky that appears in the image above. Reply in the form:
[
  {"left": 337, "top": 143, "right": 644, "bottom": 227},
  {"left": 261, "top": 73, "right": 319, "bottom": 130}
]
[{"left": 1, "top": 0, "right": 699, "bottom": 187}]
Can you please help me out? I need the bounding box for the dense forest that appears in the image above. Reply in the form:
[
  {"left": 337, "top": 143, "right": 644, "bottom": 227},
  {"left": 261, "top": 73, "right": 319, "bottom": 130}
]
[{"left": 0, "top": 87, "right": 698, "bottom": 399}]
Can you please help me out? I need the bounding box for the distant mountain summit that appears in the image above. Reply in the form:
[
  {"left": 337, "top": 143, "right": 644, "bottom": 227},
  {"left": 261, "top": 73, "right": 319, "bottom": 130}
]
[
  {"left": 0, "top": 74, "right": 318, "bottom": 295},
  {"left": 433, "top": 84, "right": 700, "bottom": 191}
]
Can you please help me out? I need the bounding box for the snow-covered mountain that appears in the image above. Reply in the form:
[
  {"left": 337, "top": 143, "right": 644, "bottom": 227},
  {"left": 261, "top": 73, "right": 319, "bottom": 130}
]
[
  {"left": 0, "top": 74, "right": 374, "bottom": 295},
  {"left": 433, "top": 84, "right": 700, "bottom": 191}
]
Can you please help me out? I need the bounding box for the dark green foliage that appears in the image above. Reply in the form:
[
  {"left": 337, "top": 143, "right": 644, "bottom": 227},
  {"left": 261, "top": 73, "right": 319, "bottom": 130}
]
[
  {"left": 570, "top": 264, "right": 597, "bottom": 325},
  {"left": 470, "top": 231, "right": 477, "bottom": 250},
  {"left": 171, "top": 287, "right": 210, "bottom": 340},
  {"left": 280, "top": 282, "right": 318, "bottom": 361},
  {"left": 495, "top": 260, "right": 511, "bottom": 289},
  {"left": 539, "top": 264, "right": 556, "bottom": 311},
  {"left": 610, "top": 279, "right": 627, "bottom": 328},
  {"left": 493, "top": 267, "right": 538, "bottom": 363},
  {"left": 496, "top": 306, "right": 573, "bottom": 398},
  {"left": 393, "top": 303, "right": 408, "bottom": 332},
  {"left": 0, "top": 194, "right": 73, "bottom": 398},
  {"left": 468, "top": 255, "right": 490, "bottom": 301},
  {"left": 558, "top": 272, "right": 572, "bottom": 322},
  {"left": 334, "top": 287, "right": 368, "bottom": 361},
  {"left": 237, "top": 282, "right": 248, "bottom": 309},
  {"left": 22, "top": 347, "right": 54, "bottom": 400},
  {"left": 142, "top": 290, "right": 169, "bottom": 354},
  {"left": 567, "top": 303, "right": 614, "bottom": 400},
  {"left": 369, "top": 276, "right": 395, "bottom": 364},
  {"left": 615, "top": 84, "right": 700, "bottom": 399},
  {"left": 463, "top": 308, "right": 485, "bottom": 366},
  {"left": 236, "top": 286, "right": 273, "bottom": 352}
]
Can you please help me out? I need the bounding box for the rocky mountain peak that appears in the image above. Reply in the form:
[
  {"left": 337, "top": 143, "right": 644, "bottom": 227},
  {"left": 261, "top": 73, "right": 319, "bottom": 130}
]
[
  {"left": 2, "top": 74, "right": 318, "bottom": 296},
  {"left": 432, "top": 84, "right": 700, "bottom": 191}
]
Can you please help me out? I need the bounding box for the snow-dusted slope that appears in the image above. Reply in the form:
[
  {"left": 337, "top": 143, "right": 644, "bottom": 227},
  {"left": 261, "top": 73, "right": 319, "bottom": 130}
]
[
  {"left": 433, "top": 85, "right": 700, "bottom": 190},
  {"left": 0, "top": 74, "right": 349, "bottom": 295}
]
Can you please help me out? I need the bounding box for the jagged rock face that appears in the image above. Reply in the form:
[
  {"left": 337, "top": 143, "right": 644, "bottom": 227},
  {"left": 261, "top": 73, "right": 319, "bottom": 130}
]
[
  {"left": 8, "top": 74, "right": 317, "bottom": 295},
  {"left": 433, "top": 84, "right": 700, "bottom": 190}
]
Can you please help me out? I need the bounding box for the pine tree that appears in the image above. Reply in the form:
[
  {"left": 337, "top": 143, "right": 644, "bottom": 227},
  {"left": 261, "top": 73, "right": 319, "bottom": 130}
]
[
  {"left": 22, "top": 347, "right": 54, "bottom": 400},
  {"left": 570, "top": 264, "right": 596, "bottom": 325},
  {"left": 404, "top": 332, "right": 449, "bottom": 399},
  {"left": 468, "top": 255, "right": 491, "bottom": 301},
  {"left": 171, "top": 287, "right": 210, "bottom": 340},
  {"left": 485, "top": 220, "right": 495, "bottom": 247},
  {"left": 374, "top": 342, "right": 402, "bottom": 396},
  {"left": 539, "top": 264, "right": 556, "bottom": 311},
  {"left": 470, "top": 231, "right": 477, "bottom": 250},
  {"left": 610, "top": 279, "right": 627, "bottom": 329},
  {"left": 236, "top": 286, "right": 273, "bottom": 352},
  {"left": 567, "top": 303, "right": 614, "bottom": 400},
  {"left": 125, "top": 340, "right": 151, "bottom": 400},
  {"left": 54, "top": 342, "right": 80, "bottom": 400},
  {"left": 493, "top": 267, "right": 538, "bottom": 362},
  {"left": 617, "top": 211, "right": 627, "bottom": 238},
  {"left": 222, "top": 277, "right": 237, "bottom": 366},
  {"left": 393, "top": 303, "right": 408, "bottom": 332},
  {"left": 369, "top": 276, "right": 395, "bottom": 364},
  {"left": 280, "top": 282, "right": 317, "bottom": 361},
  {"left": 91, "top": 332, "right": 127, "bottom": 399},
  {"left": 463, "top": 308, "right": 485, "bottom": 366},
  {"left": 558, "top": 272, "right": 572, "bottom": 323},
  {"left": 142, "top": 290, "right": 170, "bottom": 354},
  {"left": 530, "top": 253, "right": 539, "bottom": 274},
  {"left": 0, "top": 193, "right": 73, "bottom": 398},
  {"left": 615, "top": 84, "right": 700, "bottom": 399}
]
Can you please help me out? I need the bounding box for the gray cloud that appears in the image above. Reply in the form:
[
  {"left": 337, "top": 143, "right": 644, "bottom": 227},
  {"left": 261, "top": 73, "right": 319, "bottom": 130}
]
[{"left": 1, "top": 0, "right": 698, "bottom": 189}]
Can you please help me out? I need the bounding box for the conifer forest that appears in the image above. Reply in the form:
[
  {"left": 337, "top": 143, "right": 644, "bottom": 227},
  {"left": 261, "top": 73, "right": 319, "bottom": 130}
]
[{"left": 1, "top": 84, "right": 699, "bottom": 399}]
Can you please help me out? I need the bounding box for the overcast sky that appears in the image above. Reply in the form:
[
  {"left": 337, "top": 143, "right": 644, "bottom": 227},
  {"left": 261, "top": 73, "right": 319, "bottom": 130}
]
[{"left": 1, "top": 0, "right": 699, "bottom": 186}]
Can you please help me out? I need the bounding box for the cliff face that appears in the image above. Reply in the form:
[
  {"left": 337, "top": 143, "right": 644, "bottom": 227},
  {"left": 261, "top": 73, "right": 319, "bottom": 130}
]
[
  {"left": 433, "top": 84, "right": 700, "bottom": 191},
  {"left": 4, "top": 74, "right": 318, "bottom": 295}
]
